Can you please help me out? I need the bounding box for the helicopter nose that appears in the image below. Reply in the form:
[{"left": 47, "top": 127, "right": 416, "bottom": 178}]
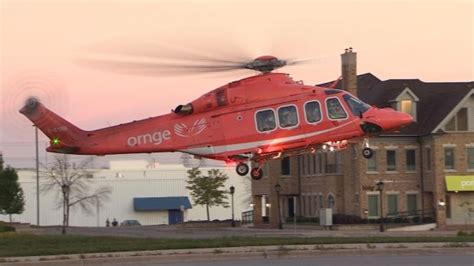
[
  {"left": 377, "top": 108, "right": 414, "bottom": 131},
  {"left": 361, "top": 108, "right": 414, "bottom": 134}
]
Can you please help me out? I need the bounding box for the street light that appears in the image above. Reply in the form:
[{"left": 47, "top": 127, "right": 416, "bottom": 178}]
[
  {"left": 375, "top": 181, "right": 385, "bottom": 232},
  {"left": 61, "top": 184, "right": 70, "bottom": 235},
  {"left": 274, "top": 183, "right": 283, "bottom": 230},
  {"left": 229, "top": 186, "right": 235, "bottom": 227}
]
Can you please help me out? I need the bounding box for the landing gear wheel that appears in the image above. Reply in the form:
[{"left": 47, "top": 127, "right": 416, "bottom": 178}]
[
  {"left": 250, "top": 167, "right": 263, "bottom": 180},
  {"left": 362, "top": 147, "right": 374, "bottom": 159},
  {"left": 236, "top": 163, "right": 249, "bottom": 176}
]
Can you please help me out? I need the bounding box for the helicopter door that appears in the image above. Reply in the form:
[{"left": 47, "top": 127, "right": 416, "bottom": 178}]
[{"left": 188, "top": 116, "right": 224, "bottom": 155}]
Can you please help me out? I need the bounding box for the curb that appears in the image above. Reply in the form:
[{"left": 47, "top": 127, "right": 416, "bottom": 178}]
[{"left": 1, "top": 242, "right": 474, "bottom": 265}]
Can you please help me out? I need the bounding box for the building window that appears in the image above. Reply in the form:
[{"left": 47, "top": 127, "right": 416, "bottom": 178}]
[
  {"left": 407, "top": 194, "right": 418, "bottom": 215},
  {"left": 278, "top": 105, "right": 299, "bottom": 128},
  {"left": 400, "top": 100, "right": 413, "bottom": 115},
  {"left": 445, "top": 107, "right": 468, "bottom": 131},
  {"left": 262, "top": 162, "right": 270, "bottom": 178},
  {"left": 386, "top": 150, "right": 397, "bottom": 171},
  {"left": 312, "top": 195, "right": 318, "bottom": 216},
  {"left": 319, "top": 194, "right": 324, "bottom": 209},
  {"left": 387, "top": 194, "right": 399, "bottom": 216},
  {"left": 304, "top": 101, "right": 322, "bottom": 123},
  {"left": 467, "top": 147, "right": 474, "bottom": 170},
  {"left": 426, "top": 147, "right": 431, "bottom": 171},
  {"left": 311, "top": 154, "right": 317, "bottom": 174},
  {"left": 325, "top": 152, "right": 341, "bottom": 174},
  {"left": 446, "top": 194, "right": 451, "bottom": 219},
  {"left": 256, "top": 109, "right": 276, "bottom": 132},
  {"left": 367, "top": 150, "right": 377, "bottom": 172},
  {"left": 327, "top": 194, "right": 335, "bottom": 210},
  {"left": 306, "top": 154, "right": 314, "bottom": 175},
  {"left": 301, "top": 196, "right": 306, "bottom": 216},
  {"left": 281, "top": 157, "right": 290, "bottom": 175},
  {"left": 301, "top": 155, "right": 307, "bottom": 176},
  {"left": 317, "top": 154, "right": 324, "bottom": 174},
  {"left": 406, "top": 149, "right": 416, "bottom": 171},
  {"left": 326, "top": 97, "right": 347, "bottom": 120},
  {"left": 444, "top": 147, "right": 455, "bottom": 170},
  {"left": 368, "top": 195, "right": 379, "bottom": 217},
  {"left": 457, "top": 108, "right": 468, "bottom": 131},
  {"left": 307, "top": 195, "right": 312, "bottom": 216}
]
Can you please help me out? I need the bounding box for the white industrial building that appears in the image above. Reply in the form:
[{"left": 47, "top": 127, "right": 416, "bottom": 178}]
[{"left": 0, "top": 160, "right": 251, "bottom": 227}]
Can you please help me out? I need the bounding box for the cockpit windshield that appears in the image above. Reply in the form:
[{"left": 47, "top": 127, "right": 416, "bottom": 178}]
[{"left": 342, "top": 94, "right": 371, "bottom": 116}]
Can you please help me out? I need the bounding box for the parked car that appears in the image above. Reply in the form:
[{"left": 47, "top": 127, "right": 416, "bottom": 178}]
[{"left": 120, "top": 220, "right": 141, "bottom": 226}]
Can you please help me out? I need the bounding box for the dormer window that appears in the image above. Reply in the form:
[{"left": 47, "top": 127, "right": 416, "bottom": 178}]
[
  {"left": 400, "top": 100, "right": 413, "bottom": 115},
  {"left": 391, "top": 87, "right": 419, "bottom": 122}
]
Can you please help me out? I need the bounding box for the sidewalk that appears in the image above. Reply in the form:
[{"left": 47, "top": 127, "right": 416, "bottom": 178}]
[
  {"left": 2, "top": 242, "right": 473, "bottom": 265},
  {"left": 26, "top": 224, "right": 462, "bottom": 239}
]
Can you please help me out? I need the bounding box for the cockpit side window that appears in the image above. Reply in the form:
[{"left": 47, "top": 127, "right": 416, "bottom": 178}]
[
  {"left": 326, "top": 98, "right": 348, "bottom": 120},
  {"left": 342, "top": 94, "right": 371, "bottom": 116},
  {"left": 304, "top": 101, "right": 322, "bottom": 123},
  {"left": 256, "top": 109, "right": 276, "bottom": 132}
]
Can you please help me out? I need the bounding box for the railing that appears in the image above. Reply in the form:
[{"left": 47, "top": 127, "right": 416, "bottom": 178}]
[
  {"left": 241, "top": 210, "right": 253, "bottom": 225},
  {"left": 382, "top": 208, "right": 436, "bottom": 229}
]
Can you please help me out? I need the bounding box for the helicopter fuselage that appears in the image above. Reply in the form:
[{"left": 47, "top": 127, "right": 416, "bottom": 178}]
[{"left": 20, "top": 72, "right": 413, "bottom": 168}]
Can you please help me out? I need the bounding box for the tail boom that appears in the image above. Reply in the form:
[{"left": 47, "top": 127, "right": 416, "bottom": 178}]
[{"left": 19, "top": 98, "right": 85, "bottom": 153}]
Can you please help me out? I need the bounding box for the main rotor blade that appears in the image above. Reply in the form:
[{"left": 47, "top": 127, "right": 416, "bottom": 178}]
[
  {"left": 76, "top": 57, "right": 248, "bottom": 76},
  {"left": 86, "top": 42, "right": 252, "bottom": 66}
]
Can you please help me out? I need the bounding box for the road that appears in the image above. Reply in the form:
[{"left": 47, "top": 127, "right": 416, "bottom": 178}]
[{"left": 86, "top": 254, "right": 474, "bottom": 266}]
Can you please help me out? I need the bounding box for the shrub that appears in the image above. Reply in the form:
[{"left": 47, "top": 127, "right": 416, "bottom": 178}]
[
  {"left": 0, "top": 222, "right": 15, "bottom": 233},
  {"left": 422, "top": 217, "right": 435, "bottom": 223},
  {"left": 332, "top": 214, "right": 362, "bottom": 224},
  {"left": 285, "top": 216, "right": 319, "bottom": 223}
]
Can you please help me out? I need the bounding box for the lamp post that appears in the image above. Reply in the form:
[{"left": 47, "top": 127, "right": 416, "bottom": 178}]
[
  {"left": 274, "top": 183, "right": 282, "bottom": 230},
  {"left": 61, "top": 184, "right": 70, "bottom": 235},
  {"left": 230, "top": 186, "right": 235, "bottom": 227},
  {"left": 376, "top": 181, "right": 385, "bottom": 232}
]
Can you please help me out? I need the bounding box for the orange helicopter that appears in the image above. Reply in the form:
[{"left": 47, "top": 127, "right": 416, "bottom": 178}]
[{"left": 20, "top": 54, "right": 413, "bottom": 180}]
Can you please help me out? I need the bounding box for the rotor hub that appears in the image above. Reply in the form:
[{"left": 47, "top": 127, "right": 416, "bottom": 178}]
[{"left": 245, "top": 55, "right": 287, "bottom": 73}]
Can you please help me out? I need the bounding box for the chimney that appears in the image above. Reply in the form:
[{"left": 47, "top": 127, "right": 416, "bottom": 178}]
[{"left": 341, "top": 47, "right": 357, "bottom": 96}]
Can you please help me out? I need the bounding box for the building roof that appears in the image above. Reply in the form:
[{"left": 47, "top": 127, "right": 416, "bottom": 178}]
[
  {"left": 319, "top": 73, "right": 474, "bottom": 136},
  {"left": 133, "top": 196, "right": 192, "bottom": 211}
]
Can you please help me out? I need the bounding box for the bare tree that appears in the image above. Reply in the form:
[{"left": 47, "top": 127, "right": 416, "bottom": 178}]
[{"left": 41, "top": 155, "right": 111, "bottom": 233}]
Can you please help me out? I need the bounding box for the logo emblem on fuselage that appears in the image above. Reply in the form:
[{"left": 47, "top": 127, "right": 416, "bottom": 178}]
[{"left": 174, "top": 118, "right": 207, "bottom": 137}]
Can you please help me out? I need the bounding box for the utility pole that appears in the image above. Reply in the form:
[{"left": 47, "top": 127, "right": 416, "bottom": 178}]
[{"left": 35, "top": 126, "right": 40, "bottom": 226}]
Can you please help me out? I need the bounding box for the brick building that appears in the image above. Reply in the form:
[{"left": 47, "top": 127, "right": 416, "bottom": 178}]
[{"left": 251, "top": 49, "right": 474, "bottom": 228}]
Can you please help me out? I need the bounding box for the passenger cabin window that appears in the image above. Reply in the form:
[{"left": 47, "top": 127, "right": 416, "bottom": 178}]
[
  {"left": 278, "top": 105, "right": 298, "bottom": 128},
  {"left": 343, "top": 94, "right": 371, "bottom": 116},
  {"left": 256, "top": 109, "right": 276, "bottom": 132},
  {"left": 304, "top": 101, "right": 322, "bottom": 123},
  {"left": 326, "top": 98, "right": 347, "bottom": 119}
]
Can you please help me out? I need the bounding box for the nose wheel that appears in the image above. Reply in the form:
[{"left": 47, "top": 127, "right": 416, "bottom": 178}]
[
  {"left": 362, "top": 147, "right": 374, "bottom": 159},
  {"left": 236, "top": 162, "right": 250, "bottom": 176}
]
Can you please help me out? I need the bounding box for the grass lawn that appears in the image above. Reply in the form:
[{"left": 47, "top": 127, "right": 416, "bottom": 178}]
[{"left": 1, "top": 233, "right": 473, "bottom": 257}]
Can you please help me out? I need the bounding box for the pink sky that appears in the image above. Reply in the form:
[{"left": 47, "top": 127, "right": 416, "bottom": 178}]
[{"left": 0, "top": 0, "right": 472, "bottom": 164}]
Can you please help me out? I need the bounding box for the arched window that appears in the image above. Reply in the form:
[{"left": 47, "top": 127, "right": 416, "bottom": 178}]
[{"left": 327, "top": 194, "right": 335, "bottom": 209}]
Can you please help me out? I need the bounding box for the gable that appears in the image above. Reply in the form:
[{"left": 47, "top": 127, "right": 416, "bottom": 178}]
[
  {"left": 434, "top": 90, "right": 474, "bottom": 133},
  {"left": 394, "top": 87, "right": 420, "bottom": 102}
]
